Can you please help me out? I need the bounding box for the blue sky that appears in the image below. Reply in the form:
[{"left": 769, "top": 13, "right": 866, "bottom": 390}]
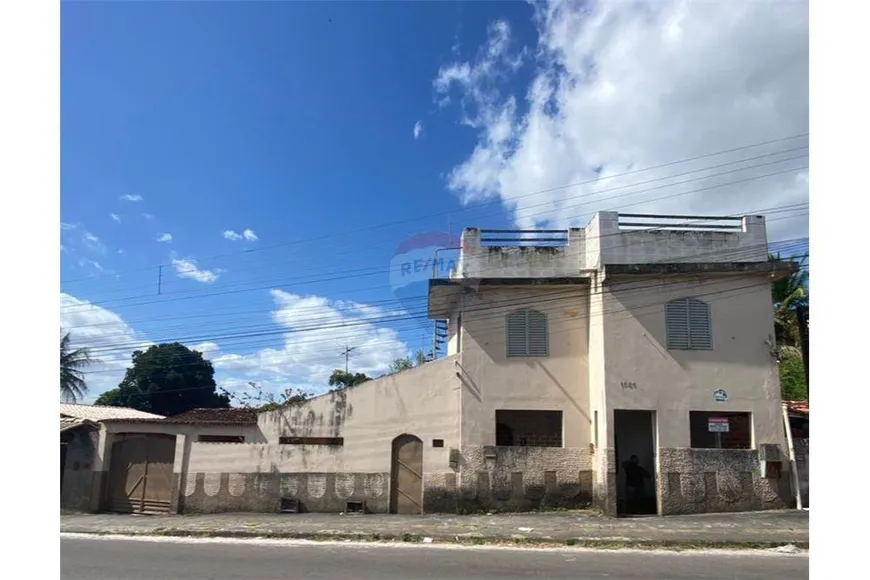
[{"left": 60, "top": 0, "right": 809, "bottom": 401}]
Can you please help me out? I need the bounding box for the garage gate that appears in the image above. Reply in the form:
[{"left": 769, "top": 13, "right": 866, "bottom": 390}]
[{"left": 105, "top": 434, "right": 176, "bottom": 514}]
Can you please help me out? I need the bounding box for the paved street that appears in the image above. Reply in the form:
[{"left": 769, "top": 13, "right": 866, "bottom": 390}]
[
  {"left": 60, "top": 509, "right": 809, "bottom": 549},
  {"left": 61, "top": 535, "right": 808, "bottom": 580}
]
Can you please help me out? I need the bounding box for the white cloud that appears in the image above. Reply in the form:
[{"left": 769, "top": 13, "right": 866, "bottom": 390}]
[
  {"left": 110, "top": 213, "right": 121, "bottom": 223},
  {"left": 413, "top": 120, "right": 424, "bottom": 140},
  {"left": 61, "top": 222, "right": 77, "bottom": 231},
  {"left": 142, "top": 213, "right": 154, "bottom": 220},
  {"left": 82, "top": 230, "right": 106, "bottom": 254},
  {"left": 120, "top": 194, "right": 143, "bottom": 202},
  {"left": 172, "top": 257, "right": 221, "bottom": 283},
  {"left": 192, "top": 341, "right": 221, "bottom": 358},
  {"left": 157, "top": 232, "right": 173, "bottom": 243},
  {"left": 60, "top": 293, "right": 151, "bottom": 399},
  {"left": 208, "top": 290, "right": 408, "bottom": 397},
  {"left": 60, "top": 288, "right": 410, "bottom": 404},
  {"left": 433, "top": 1, "right": 809, "bottom": 242},
  {"left": 224, "top": 229, "right": 259, "bottom": 242}
]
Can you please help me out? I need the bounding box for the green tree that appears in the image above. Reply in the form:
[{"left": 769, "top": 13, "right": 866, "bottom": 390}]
[
  {"left": 389, "top": 357, "right": 415, "bottom": 374},
  {"left": 60, "top": 331, "right": 99, "bottom": 403},
  {"left": 328, "top": 369, "right": 370, "bottom": 390},
  {"left": 221, "top": 382, "right": 311, "bottom": 412},
  {"left": 770, "top": 252, "right": 809, "bottom": 348},
  {"left": 95, "top": 343, "right": 229, "bottom": 415},
  {"left": 778, "top": 346, "right": 808, "bottom": 401}
]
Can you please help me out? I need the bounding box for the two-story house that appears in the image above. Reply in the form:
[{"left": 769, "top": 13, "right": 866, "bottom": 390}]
[{"left": 86, "top": 212, "right": 795, "bottom": 517}]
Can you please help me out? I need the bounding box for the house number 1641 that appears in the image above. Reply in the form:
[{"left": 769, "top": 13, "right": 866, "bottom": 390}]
[{"left": 621, "top": 381, "right": 637, "bottom": 390}]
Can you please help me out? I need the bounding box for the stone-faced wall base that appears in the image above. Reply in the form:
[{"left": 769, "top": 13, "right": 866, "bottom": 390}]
[
  {"left": 454, "top": 446, "right": 594, "bottom": 513},
  {"left": 180, "top": 472, "right": 390, "bottom": 514},
  {"left": 658, "top": 448, "right": 789, "bottom": 515}
]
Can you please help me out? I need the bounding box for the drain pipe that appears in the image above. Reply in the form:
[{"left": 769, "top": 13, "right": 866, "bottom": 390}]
[{"left": 781, "top": 404, "right": 803, "bottom": 510}]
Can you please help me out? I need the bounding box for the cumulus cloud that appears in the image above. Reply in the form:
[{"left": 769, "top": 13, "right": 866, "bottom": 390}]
[
  {"left": 413, "top": 120, "right": 424, "bottom": 140},
  {"left": 224, "top": 229, "right": 259, "bottom": 242},
  {"left": 433, "top": 1, "right": 809, "bottom": 241},
  {"left": 60, "top": 293, "right": 151, "bottom": 399},
  {"left": 172, "top": 258, "right": 221, "bottom": 283},
  {"left": 157, "top": 232, "right": 173, "bottom": 243},
  {"left": 60, "top": 288, "right": 410, "bottom": 404},
  {"left": 208, "top": 289, "right": 408, "bottom": 397},
  {"left": 110, "top": 213, "right": 121, "bottom": 223},
  {"left": 120, "top": 194, "right": 143, "bottom": 202}
]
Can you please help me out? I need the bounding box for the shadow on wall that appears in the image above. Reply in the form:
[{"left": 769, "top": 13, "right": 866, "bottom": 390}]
[{"left": 605, "top": 279, "right": 776, "bottom": 373}]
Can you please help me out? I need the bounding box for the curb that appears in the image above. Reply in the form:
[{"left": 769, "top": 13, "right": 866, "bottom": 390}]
[{"left": 60, "top": 528, "right": 809, "bottom": 551}]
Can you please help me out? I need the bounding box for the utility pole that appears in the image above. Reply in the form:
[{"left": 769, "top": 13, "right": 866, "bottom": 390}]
[
  {"left": 157, "top": 265, "right": 163, "bottom": 295},
  {"left": 795, "top": 304, "right": 809, "bottom": 397},
  {"left": 340, "top": 345, "right": 357, "bottom": 374}
]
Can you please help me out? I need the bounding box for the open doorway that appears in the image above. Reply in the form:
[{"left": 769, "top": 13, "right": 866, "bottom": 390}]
[{"left": 614, "top": 410, "right": 657, "bottom": 516}]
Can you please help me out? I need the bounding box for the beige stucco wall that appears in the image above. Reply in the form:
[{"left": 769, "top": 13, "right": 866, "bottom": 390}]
[
  {"left": 456, "top": 286, "right": 590, "bottom": 448},
  {"left": 186, "top": 356, "right": 461, "bottom": 474},
  {"left": 598, "top": 274, "right": 785, "bottom": 449}
]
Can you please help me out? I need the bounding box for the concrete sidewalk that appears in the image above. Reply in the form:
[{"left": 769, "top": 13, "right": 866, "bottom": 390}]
[{"left": 61, "top": 509, "right": 809, "bottom": 550}]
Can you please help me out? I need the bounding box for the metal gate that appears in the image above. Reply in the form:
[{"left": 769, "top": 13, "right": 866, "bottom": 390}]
[
  {"left": 105, "top": 434, "right": 176, "bottom": 514},
  {"left": 390, "top": 434, "right": 423, "bottom": 514}
]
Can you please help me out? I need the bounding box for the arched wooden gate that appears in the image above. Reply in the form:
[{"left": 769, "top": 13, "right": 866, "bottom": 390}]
[
  {"left": 390, "top": 433, "right": 423, "bottom": 514},
  {"left": 105, "top": 434, "right": 176, "bottom": 514}
]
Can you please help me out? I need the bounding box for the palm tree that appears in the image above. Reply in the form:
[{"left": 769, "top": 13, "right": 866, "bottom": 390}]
[
  {"left": 60, "top": 331, "right": 98, "bottom": 403},
  {"left": 769, "top": 252, "right": 809, "bottom": 349}
]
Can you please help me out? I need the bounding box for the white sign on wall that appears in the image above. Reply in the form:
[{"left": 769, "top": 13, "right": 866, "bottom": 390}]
[{"left": 708, "top": 417, "right": 730, "bottom": 433}]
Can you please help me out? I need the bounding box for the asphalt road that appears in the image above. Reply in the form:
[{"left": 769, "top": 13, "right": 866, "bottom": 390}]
[{"left": 61, "top": 535, "right": 808, "bottom": 580}]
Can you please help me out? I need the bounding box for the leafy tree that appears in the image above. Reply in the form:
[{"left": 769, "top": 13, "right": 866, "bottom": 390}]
[
  {"left": 388, "top": 350, "right": 434, "bottom": 375},
  {"left": 328, "top": 369, "right": 370, "bottom": 390},
  {"left": 770, "top": 252, "right": 809, "bottom": 348},
  {"left": 221, "top": 382, "right": 311, "bottom": 412},
  {"left": 95, "top": 343, "right": 229, "bottom": 415},
  {"left": 60, "top": 331, "right": 99, "bottom": 403},
  {"left": 389, "top": 357, "right": 415, "bottom": 374},
  {"left": 778, "top": 346, "right": 808, "bottom": 401}
]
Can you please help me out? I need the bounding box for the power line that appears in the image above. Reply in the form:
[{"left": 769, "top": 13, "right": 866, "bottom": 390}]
[{"left": 61, "top": 133, "right": 809, "bottom": 285}]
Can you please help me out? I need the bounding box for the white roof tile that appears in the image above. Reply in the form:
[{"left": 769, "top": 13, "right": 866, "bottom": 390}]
[{"left": 59, "top": 403, "right": 164, "bottom": 421}]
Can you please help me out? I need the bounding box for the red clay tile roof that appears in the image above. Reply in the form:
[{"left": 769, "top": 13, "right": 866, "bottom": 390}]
[
  {"left": 163, "top": 408, "right": 259, "bottom": 424},
  {"left": 783, "top": 400, "right": 809, "bottom": 416},
  {"left": 102, "top": 407, "right": 259, "bottom": 425}
]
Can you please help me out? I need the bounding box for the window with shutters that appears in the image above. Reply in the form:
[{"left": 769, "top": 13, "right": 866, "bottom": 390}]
[
  {"left": 665, "top": 297, "right": 712, "bottom": 350},
  {"left": 506, "top": 309, "right": 549, "bottom": 357}
]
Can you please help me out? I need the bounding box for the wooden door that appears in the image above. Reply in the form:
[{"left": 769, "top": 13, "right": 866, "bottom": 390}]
[
  {"left": 390, "top": 434, "right": 423, "bottom": 514},
  {"left": 106, "top": 434, "right": 175, "bottom": 514}
]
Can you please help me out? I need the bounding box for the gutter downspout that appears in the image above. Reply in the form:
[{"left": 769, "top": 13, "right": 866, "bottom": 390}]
[{"left": 782, "top": 404, "right": 803, "bottom": 510}]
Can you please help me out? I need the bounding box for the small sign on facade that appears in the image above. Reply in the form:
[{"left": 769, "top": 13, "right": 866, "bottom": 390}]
[
  {"left": 708, "top": 417, "right": 730, "bottom": 433},
  {"left": 713, "top": 389, "right": 728, "bottom": 402}
]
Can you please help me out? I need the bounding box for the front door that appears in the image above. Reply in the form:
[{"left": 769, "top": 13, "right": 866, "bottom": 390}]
[
  {"left": 614, "top": 410, "right": 658, "bottom": 516},
  {"left": 390, "top": 434, "right": 423, "bottom": 514},
  {"left": 105, "top": 434, "right": 176, "bottom": 514}
]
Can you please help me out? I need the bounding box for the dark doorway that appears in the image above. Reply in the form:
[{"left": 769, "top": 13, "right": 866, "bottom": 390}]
[
  {"left": 390, "top": 434, "right": 423, "bottom": 514},
  {"left": 614, "top": 410, "right": 657, "bottom": 516}
]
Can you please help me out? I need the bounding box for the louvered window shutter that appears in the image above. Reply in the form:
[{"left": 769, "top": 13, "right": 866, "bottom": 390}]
[
  {"left": 506, "top": 309, "right": 549, "bottom": 357},
  {"left": 527, "top": 310, "right": 549, "bottom": 356},
  {"left": 507, "top": 310, "right": 528, "bottom": 357},
  {"left": 666, "top": 298, "right": 712, "bottom": 350},
  {"left": 687, "top": 298, "right": 712, "bottom": 349},
  {"left": 666, "top": 299, "right": 690, "bottom": 349}
]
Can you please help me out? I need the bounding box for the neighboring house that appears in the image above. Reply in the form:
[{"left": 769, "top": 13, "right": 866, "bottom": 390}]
[
  {"left": 783, "top": 400, "right": 809, "bottom": 507},
  {"left": 60, "top": 404, "right": 164, "bottom": 511},
  {"left": 80, "top": 212, "right": 798, "bottom": 517}
]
